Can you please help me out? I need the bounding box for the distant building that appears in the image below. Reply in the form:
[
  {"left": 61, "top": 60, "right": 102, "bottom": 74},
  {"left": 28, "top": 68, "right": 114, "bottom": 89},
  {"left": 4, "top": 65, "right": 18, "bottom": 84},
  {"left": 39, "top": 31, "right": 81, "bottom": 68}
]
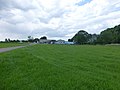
[
  {"left": 39, "top": 39, "right": 56, "bottom": 44},
  {"left": 64, "top": 41, "right": 74, "bottom": 45},
  {"left": 54, "top": 39, "right": 65, "bottom": 44},
  {"left": 39, "top": 39, "right": 50, "bottom": 44},
  {"left": 50, "top": 40, "right": 56, "bottom": 44},
  {"left": 39, "top": 39, "right": 74, "bottom": 45}
]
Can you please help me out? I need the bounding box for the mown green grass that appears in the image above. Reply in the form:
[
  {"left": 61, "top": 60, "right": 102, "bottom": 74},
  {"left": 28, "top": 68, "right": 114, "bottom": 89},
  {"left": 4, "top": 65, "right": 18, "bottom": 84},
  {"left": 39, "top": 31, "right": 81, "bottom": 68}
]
[
  {"left": 0, "top": 45, "right": 120, "bottom": 90},
  {"left": 0, "top": 42, "right": 28, "bottom": 48}
]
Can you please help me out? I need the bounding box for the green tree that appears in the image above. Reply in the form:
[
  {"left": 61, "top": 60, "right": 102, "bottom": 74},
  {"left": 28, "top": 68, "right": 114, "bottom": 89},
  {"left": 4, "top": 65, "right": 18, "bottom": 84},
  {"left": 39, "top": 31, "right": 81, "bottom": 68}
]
[
  {"left": 28, "top": 36, "right": 34, "bottom": 42},
  {"left": 72, "top": 30, "right": 89, "bottom": 44},
  {"left": 97, "top": 24, "right": 120, "bottom": 44},
  {"left": 40, "top": 36, "right": 47, "bottom": 40}
]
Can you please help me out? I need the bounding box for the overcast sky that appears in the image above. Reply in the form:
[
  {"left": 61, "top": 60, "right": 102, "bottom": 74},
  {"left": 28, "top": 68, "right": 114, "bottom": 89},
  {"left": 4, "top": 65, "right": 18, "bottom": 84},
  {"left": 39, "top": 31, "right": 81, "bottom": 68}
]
[{"left": 0, "top": 0, "right": 120, "bottom": 41}]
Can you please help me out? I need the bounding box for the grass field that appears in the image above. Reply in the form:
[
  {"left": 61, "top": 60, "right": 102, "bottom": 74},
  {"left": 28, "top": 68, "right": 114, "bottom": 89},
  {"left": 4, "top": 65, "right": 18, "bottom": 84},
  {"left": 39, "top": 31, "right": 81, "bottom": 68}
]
[
  {"left": 0, "top": 42, "right": 28, "bottom": 48},
  {"left": 0, "top": 44, "right": 120, "bottom": 90}
]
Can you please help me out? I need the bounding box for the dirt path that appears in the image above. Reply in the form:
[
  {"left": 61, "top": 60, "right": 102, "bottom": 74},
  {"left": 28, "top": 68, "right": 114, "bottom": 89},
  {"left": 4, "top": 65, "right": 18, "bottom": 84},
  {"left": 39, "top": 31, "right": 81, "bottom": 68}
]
[
  {"left": 0, "top": 46, "right": 26, "bottom": 53},
  {"left": 0, "top": 43, "right": 36, "bottom": 53}
]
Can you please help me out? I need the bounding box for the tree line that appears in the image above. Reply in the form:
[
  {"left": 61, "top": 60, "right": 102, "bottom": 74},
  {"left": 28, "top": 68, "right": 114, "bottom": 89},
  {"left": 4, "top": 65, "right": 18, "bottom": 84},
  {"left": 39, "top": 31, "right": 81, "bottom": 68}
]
[
  {"left": 3, "top": 36, "right": 47, "bottom": 43},
  {"left": 68, "top": 24, "right": 120, "bottom": 44}
]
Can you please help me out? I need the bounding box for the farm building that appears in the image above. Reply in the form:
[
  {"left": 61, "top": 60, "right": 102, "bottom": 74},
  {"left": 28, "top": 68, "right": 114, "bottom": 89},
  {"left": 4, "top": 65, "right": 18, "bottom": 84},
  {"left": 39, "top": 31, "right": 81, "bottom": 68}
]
[
  {"left": 38, "top": 39, "right": 74, "bottom": 45},
  {"left": 64, "top": 41, "right": 74, "bottom": 45},
  {"left": 39, "top": 39, "right": 56, "bottom": 44},
  {"left": 54, "top": 39, "right": 65, "bottom": 44},
  {"left": 54, "top": 39, "right": 74, "bottom": 45}
]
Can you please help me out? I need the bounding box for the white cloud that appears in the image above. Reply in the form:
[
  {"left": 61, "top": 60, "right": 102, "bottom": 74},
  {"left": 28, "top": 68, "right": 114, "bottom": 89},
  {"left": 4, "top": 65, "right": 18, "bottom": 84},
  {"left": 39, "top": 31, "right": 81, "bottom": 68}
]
[{"left": 0, "top": 0, "right": 120, "bottom": 41}]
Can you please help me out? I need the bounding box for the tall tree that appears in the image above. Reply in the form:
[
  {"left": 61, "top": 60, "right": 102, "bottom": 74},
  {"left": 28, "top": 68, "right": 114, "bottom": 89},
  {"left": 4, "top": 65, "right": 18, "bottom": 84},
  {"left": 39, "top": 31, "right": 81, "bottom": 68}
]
[
  {"left": 71, "top": 30, "right": 90, "bottom": 44},
  {"left": 28, "top": 36, "right": 34, "bottom": 42},
  {"left": 97, "top": 24, "right": 120, "bottom": 44},
  {"left": 40, "top": 36, "right": 47, "bottom": 40}
]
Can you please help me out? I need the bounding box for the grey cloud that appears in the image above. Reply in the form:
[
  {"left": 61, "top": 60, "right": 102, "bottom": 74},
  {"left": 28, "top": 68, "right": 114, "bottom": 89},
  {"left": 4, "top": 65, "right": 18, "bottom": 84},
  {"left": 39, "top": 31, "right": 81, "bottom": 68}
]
[
  {"left": 0, "top": 0, "right": 36, "bottom": 11},
  {"left": 74, "top": 10, "right": 120, "bottom": 29},
  {"left": 99, "top": 2, "right": 120, "bottom": 16},
  {"left": 31, "top": 27, "right": 68, "bottom": 38},
  {"left": 0, "top": 0, "right": 12, "bottom": 10},
  {"left": 13, "top": 1, "right": 36, "bottom": 11},
  {"left": 0, "top": 10, "right": 14, "bottom": 20},
  {"left": 38, "top": 9, "right": 66, "bottom": 24}
]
